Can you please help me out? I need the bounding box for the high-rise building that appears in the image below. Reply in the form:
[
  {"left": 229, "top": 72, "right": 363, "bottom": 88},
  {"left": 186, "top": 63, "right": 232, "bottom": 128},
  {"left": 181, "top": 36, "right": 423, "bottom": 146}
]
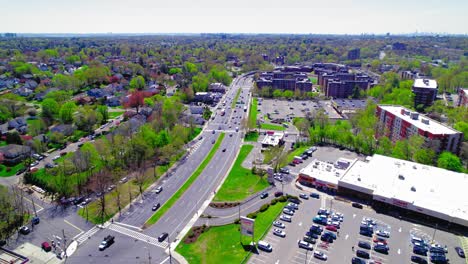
[
  {"left": 412, "top": 79, "right": 438, "bottom": 108},
  {"left": 376, "top": 105, "right": 463, "bottom": 154}
]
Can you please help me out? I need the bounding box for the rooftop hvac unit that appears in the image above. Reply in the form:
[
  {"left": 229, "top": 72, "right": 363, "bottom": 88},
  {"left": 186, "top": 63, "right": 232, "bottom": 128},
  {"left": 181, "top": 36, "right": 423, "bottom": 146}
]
[
  {"left": 398, "top": 174, "right": 405, "bottom": 180},
  {"left": 357, "top": 177, "right": 361, "bottom": 181},
  {"left": 421, "top": 119, "right": 430, "bottom": 125},
  {"left": 411, "top": 186, "right": 416, "bottom": 192},
  {"left": 410, "top": 112, "right": 419, "bottom": 120}
]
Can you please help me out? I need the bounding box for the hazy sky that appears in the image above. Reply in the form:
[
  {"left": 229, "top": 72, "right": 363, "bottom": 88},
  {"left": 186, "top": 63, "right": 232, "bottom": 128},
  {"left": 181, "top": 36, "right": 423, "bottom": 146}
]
[{"left": 1, "top": 0, "right": 467, "bottom": 34}]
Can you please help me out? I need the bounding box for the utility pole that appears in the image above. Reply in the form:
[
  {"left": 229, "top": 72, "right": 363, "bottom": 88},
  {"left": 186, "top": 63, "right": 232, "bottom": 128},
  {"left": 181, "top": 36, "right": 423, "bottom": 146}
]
[
  {"left": 62, "top": 229, "right": 67, "bottom": 258},
  {"left": 432, "top": 223, "right": 438, "bottom": 243},
  {"left": 168, "top": 235, "right": 172, "bottom": 264}
]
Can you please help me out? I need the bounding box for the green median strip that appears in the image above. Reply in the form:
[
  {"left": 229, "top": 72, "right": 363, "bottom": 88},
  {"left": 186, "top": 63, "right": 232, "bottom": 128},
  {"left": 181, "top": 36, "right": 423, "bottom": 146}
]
[
  {"left": 231, "top": 88, "right": 241, "bottom": 108},
  {"left": 144, "top": 133, "right": 226, "bottom": 227},
  {"left": 248, "top": 97, "right": 258, "bottom": 128}
]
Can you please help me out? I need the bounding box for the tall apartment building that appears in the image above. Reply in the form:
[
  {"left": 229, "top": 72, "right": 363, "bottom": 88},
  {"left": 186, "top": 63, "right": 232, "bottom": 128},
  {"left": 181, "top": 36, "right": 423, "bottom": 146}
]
[
  {"left": 412, "top": 79, "right": 438, "bottom": 108},
  {"left": 376, "top": 105, "right": 463, "bottom": 154},
  {"left": 256, "top": 71, "right": 312, "bottom": 92}
]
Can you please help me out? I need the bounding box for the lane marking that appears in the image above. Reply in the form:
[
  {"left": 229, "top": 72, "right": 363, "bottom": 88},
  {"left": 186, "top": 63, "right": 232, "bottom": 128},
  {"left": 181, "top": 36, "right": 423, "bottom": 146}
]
[
  {"left": 298, "top": 222, "right": 302, "bottom": 227},
  {"left": 113, "top": 221, "right": 143, "bottom": 231},
  {"left": 160, "top": 256, "right": 170, "bottom": 264},
  {"left": 353, "top": 214, "right": 356, "bottom": 219},
  {"left": 398, "top": 227, "right": 402, "bottom": 232},
  {"left": 397, "top": 248, "right": 401, "bottom": 254},
  {"left": 345, "top": 234, "right": 349, "bottom": 240},
  {"left": 64, "top": 219, "right": 84, "bottom": 233}
]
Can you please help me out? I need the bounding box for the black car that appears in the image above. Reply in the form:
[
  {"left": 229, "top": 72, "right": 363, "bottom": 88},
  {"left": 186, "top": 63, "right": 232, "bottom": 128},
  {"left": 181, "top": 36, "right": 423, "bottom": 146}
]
[
  {"left": 358, "top": 241, "right": 371, "bottom": 250},
  {"left": 455, "top": 246, "right": 465, "bottom": 258},
  {"left": 310, "top": 193, "right": 320, "bottom": 199},
  {"left": 152, "top": 203, "right": 161, "bottom": 211},
  {"left": 411, "top": 255, "right": 428, "bottom": 264},
  {"left": 351, "top": 257, "right": 367, "bottom": 264},
  {"left": 413, "top": 246, "right": 428, "bottom": 256},
  {"left": 352, "top": 202, "right": 363, "bottom": 209},
  {"left": 374, "top": 244, "right": 389, "bottom": 254},
  {"left": 287, "top": 197, "right": 300, "bottom": 204},
  {"left": 356, "top": 250, "right": 370, "bottom": 259},
  {"left": 260, "top": 192, "right": 268, "bottom": 199},
  {"left": 359, "top": 230, "right": 373, "bottom": 237},
  {"left": 279, "top": 167, "right": 290, "bottom": 174},
  {"left": 19, "top": 226, "right": 30, "bottom": 235},
  {"left": 158, "top": 232, "right": 169, "bottom": 242},
  {"left": 222, "top": 148, "right": 226, "bottom": 152},
  {"left": 16, "top": 168, "right": 27, "bottom": 175}
]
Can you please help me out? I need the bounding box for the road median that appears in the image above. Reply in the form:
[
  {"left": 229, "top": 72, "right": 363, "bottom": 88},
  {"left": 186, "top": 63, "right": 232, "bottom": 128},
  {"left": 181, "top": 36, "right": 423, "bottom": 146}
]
[{"left": 144, "top": 133, "right": 226, "bottom": 228}]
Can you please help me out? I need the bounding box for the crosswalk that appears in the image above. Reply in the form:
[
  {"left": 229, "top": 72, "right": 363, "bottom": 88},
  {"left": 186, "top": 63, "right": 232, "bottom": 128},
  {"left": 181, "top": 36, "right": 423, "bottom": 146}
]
[
  {"left": 108, "top": 223, "right": 168, "bottom": 249},
  {"left": 187, "top": 140, "right": 203, "bottom": 157},
  {"left": 75, "top": 226, "right": 100, "bottom": 245}
]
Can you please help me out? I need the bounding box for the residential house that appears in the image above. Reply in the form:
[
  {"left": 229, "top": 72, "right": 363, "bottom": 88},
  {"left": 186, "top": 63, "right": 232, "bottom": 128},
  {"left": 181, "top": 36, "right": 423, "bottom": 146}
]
[
  {"left": 50, "top": 124, "right": 75, "bottom": 136},
  {"left": 8, "top": 117, "right": 27, "bottom": 134},
  {"left": 0, "top": 144, "right": 31, "bottom": 165},
  {"left": 189, "top": 105, "right": 204, "bottom": 115}
]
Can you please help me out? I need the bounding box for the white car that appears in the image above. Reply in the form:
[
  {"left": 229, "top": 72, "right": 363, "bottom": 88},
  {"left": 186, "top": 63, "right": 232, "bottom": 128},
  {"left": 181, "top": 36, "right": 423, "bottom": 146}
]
[
  {"left": 283, "top": 208, "right": 294, "bottom": 216},
  {"left": 257, "top": 240, "right": 272, "bottom": 252},
  {"left": 287, "top": 202, "right": 299, "bottom": 210},
  {"left": 314, "top": 250, "right": 328, "bottom": 260},
  {"left": 273, "top": 228, "right": 286, "bottom": 237},
  {"left": 272, "top": 221, "right": 285, "bottom": 229},
  {"left": 298, "top": 240, "right": 313, "bottom": 250},
  {"left": 52, "top": 155, "right": 61, "bottom": 161},
  {"left": 299, "top": 193, "right": 309, "bottom": 199},
  {"left": 155, "top": 186, "right": 163, "bottom": 194},
  {"left": 280, "top": 215, "right": 292, "bottom": 222},
  {"left": 376, "top": 230, "right": 390, "bottom": 238}
]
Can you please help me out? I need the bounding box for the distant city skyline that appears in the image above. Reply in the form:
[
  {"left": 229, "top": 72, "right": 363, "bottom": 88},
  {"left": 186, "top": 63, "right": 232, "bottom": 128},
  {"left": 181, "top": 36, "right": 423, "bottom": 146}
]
[{"left": 1, "top": 0, "right": 467, "bottom": 34}]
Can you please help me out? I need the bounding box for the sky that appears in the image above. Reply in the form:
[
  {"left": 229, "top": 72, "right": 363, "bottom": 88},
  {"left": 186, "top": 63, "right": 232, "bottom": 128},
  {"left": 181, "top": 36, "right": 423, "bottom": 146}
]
[{"left": 1, "top": 0, "right": 467, "bottom": 34}]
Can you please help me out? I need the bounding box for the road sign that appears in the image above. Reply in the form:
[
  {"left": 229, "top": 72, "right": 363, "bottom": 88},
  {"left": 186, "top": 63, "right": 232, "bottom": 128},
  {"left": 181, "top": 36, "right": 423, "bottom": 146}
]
[{"left": 240, "top": 216, "right": 255, "bottom": 237}]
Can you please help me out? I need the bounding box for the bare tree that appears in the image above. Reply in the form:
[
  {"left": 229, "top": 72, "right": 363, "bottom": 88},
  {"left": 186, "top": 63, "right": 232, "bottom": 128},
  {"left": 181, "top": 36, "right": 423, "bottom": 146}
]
[{"left": 89, "top": 170, "right": 112, "bottom": 224}]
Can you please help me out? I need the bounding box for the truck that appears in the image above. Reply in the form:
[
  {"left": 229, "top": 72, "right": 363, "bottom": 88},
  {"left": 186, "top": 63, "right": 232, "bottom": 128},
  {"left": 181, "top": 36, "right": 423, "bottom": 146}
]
[{"left": 99, "top": 235, "right": 115, "bottom": 250}]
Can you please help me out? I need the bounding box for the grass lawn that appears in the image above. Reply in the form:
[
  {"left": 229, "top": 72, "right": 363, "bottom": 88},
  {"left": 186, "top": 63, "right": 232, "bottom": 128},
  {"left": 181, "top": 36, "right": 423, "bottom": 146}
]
[
  {"left": 232, "top": 88, "right": 241, "bottom": 108},
  {"left": 144, "top": 133, "right": 226, "bottom": 227},
  {"left": 260, "top": 123, "right": 285, "bottom": 131},
  {"left": 213, "top": 144, "right": 269, "bottom": 202},
  {"left": 248, "top": 98, "right": 258, "bottom": 128},
  {"left": 244, "top": 131, "right": 259, "bottom": 142},
  {"left": 0, "top": 141, "right": 7, "bottom": 146},
  {"left": 282, "top": 145, "right": 309, "bottom": 167},
  {"left": 176, "top": 200, "right": 286, "bottom": 264},
  {"left": 309, "top": 76, "right": 317, "bottom": 84},
  {"left": 108, "top": 110, "right": 125, "bottom": 119},
  {"left": 0, "top": 163, "right": 25, "bottom": 177}
]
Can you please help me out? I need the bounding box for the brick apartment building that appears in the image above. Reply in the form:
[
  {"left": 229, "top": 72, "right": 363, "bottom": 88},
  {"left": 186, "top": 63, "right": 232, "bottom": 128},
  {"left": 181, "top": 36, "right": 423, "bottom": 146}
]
[
  {"left": 256, "top": 70, "right": 312, "bottom": 92},
  {"left": 376, "top": 105, "right": 463, "bottom": 154},
  {"left": 412, "top": 78, "right": 438, "bottom": 108},
  {"left": 316, "top": 70, "right": 372, "bottom": 98}
]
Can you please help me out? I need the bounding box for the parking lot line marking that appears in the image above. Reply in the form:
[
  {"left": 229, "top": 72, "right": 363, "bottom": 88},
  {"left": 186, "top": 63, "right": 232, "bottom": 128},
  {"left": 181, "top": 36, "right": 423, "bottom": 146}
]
[
  {"left": 64, "top": 219, "right": 84, "bottom": 233},
  {"left": 298, "top": 221, "right": 302, "bottom": 226},
  {"left": 253, "top": 257, "right": 266, "bottom": 263},
  {"left": 296, "top": 251, "right": 307, "bottom": 256},
  {"left": 274, "top": 260, "right": 279, "bottom": 264},
  {"left": 291, "top": 259, "right": 303, "bottom": 264},
  {"left": 397, "top": 248, "right": 401, "bottom": 254},
  {"left": 160, "top": 256, "right": 170, "bottom": 264},
  {"left": 353, "top": 213, "right": 356, "bottom": 218},
  {"left": 345, "top": 234, "right": 349, "bottom": 240},
  {"left": 398, "top": 227, "right": 402, "bottom": 232}
]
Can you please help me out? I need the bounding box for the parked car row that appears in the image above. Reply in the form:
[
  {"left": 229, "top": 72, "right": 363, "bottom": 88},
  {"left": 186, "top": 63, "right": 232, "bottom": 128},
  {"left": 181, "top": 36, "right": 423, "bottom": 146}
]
[{"left": 411, "top": 236, "right": 451, "bottom": 263}]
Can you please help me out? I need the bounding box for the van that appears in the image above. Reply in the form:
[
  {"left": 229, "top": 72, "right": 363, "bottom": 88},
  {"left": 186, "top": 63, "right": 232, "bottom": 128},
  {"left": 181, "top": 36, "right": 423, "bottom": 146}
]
[{"left": 257, "top": 240, "right": 272, "bottom": 252}]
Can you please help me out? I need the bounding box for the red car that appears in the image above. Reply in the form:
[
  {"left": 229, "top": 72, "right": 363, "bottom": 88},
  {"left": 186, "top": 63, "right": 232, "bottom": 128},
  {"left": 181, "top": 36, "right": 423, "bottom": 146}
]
[
  {"left": 373, "top": 237, "right": 387, "bottom": 244},
  {"left": 41, "top": 242, "right": 52, "bottom": 252},
  {"left": 325, "top": 225, "right": 337, "bottom": 232}
]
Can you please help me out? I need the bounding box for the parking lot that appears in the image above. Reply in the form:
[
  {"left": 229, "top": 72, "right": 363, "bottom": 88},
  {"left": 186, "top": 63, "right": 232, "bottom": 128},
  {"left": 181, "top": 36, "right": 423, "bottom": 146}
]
[
  {"left": 248, "top": 192, "right": 467, "bottom": 264},
  {"left": 258, "top": 99, "right": 322, "bottom": 121}
]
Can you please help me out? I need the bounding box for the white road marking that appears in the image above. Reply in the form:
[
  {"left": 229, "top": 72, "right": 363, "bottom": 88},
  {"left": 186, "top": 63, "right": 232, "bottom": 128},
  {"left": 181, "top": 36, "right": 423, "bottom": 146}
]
[
  {"left": 64, "top": 219, "right": 84, "bottom": 233},
  {"left": 397, "top": 248, "right": 401, "bottom": 254},
  {"left": 298, "top": 222, "right": 302, "bottom": 227},
  {"left": 353, "top": 214, "right": 356, "bottom": 218},
  {"left": 399, "top": 227, "right": 402, "bottom": 232},
  {"left": 159, "top": 256, "right": 170, "bottom": 264},
  {"left": 345, "top": 234, "right": 349, "bottom": 240},
  {"left": 275, "top": 260, "right": 279, "bottom": 264}
]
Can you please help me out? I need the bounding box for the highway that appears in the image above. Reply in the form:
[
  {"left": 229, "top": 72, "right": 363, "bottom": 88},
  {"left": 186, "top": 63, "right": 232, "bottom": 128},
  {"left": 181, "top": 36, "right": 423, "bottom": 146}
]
[{"left": 66, "top": 75, "right": 254, "bottom": 263}]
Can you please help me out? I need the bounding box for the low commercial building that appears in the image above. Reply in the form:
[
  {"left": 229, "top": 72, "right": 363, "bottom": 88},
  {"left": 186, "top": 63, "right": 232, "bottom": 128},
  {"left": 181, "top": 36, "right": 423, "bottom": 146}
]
[
  {"left": 339, "top": 154, "right": 468, "bottom": 227},
  {"left": 261, "top": 131, "right": 285, "bottom": 148},
  {"left": 297, "top": 158, "right": 357, "bottom": 192},
  {"left": 376, "top": 105, "right": 463, "bottom": 154}
]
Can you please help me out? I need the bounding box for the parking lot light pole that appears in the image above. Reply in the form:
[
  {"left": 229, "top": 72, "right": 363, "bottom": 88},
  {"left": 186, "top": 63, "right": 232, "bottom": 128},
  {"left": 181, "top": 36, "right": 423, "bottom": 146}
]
[
  {"left": 432, "top": 223, "right": 438, "bottom": 243},
  {"left": 167, "top": 235, "right": 172, "bottom": 264}
]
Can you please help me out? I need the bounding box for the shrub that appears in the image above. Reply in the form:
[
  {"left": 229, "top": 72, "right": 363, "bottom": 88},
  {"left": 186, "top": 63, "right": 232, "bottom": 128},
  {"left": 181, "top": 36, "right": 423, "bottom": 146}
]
[
  {"left": 6, "top": 167, "right": 12, "bottom": 172},
  {"left": 270, "top": 199, "right": 278, "bottom": 205},
  {"left": 247, "top": 212, "right": 257, "bottom": 219},
  {"left": 234, "top": 218, "right": 240, "bottom": 224},
  {"left": 278, "top": 196, "right": 287, "bottom": 202},
  {"left": 188, "top": 231, "right": 195, "bottom": 238},
  {"left": 259, "top": 204, "right": 269, "bottom": 212}
]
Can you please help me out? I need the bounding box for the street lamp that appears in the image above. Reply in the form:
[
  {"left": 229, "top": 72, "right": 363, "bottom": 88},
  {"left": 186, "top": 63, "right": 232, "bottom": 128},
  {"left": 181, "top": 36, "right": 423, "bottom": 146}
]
[
  {"left": 167, "top": 235, "right": 172, "bottom": 264},
  {"left": 144, "top": 246, "right": 151, "bottom": 264}
]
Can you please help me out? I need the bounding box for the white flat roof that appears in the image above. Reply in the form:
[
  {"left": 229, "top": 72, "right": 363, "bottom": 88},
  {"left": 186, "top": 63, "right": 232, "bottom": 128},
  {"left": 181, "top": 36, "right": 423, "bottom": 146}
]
[
  {"left": 379, "top": 105, "right": 460, "bottom": 135},
  {"left": 341, "top": 154, "right": 468, "bottom": 226},
  {"left": 261, "top": 132, "right": 284, "bottom": 146},
  {"left": 413, "top": 78, "right": 437, "bottom": 89},
  {"left": 300, "top": 158, "right": 356, "bottom": 186}
]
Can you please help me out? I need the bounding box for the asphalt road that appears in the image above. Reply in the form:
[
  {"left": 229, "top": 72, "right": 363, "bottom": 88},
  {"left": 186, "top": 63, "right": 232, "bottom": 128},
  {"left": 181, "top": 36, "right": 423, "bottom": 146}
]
[{"left": 67, "top": 75, "right": 253, "bottom": 264}]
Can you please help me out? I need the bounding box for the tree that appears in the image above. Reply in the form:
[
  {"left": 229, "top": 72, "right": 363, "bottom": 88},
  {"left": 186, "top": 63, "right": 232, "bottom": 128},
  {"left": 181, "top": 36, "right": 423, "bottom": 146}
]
[
  {"left": 202, "top": 107, "right": 212, "bottom": 120},
  {"left": 41, "top": 98, "right": 59, "bottom": 119},
  {"left": 97, "top": 105, "right": 109, "bottom": 124},
  {"left": 126, "top": 90, "right": 145, "bottom": 113},
  {"left": 5, "top": 132, "right": 22, "bottom": 145},
  {"left": 392, "top": 140, "right": 411, "bottom": 160},
  {"left": 273, "top": 89, "right": 282, "bottom": 98},
  {"left": 89, "top": 170, "right": 112, "bottom": 223},
  {"left": 413, "top": 149, "right": 435, "bottom": 165},
  {"left": 129, "top": 76, "right": 146, "bottom": 90},
  {"left": 437, "top": 151, "right": 463, "bottom": 172},
  {"left": 59, "top": 101, "right": 77, "bottom": 124}
]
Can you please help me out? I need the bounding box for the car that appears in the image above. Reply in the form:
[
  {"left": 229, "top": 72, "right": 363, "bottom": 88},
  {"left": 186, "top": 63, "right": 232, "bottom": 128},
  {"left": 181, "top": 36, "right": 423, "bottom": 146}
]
[
  {"left": 158, "top": 232, "right": 169, "bottom": 242},
  {"left": 45, "top": 163, "right": 55, "bottom": 168},
  {"left": 19, "top": 226, "right": 30, "bottom": 235},
  {"left": 356, "top": 249, "right": 370, "bottom": 259},
  {"left": 99, "top": 235, "right": 115, "bottom": 250},
  {"left": 16, "top": 168, "right": 27, "bottom": 175},
  {"left": 299, "top": 193, "right": 309, "bottom": 199},
  {"left": 212, "top": 130, "right": 215, "bottom": 134},
  {"left": 80, "top": 198, "right": 92, "bottom": 206},
  {"left": 323, "top": 231, "right": 336, "bottom": 240},
  {"left": 287, "top": 197, "right": 300, "bottom": 204},
  {"left": 119, "top": 177, "right": 128, "bottom": 183},
  {"left": 280, "top": 215, "right": 292, "bottom": 222},
  {"left": 274, "top": 176, "right": 283, "bottom": 182},
  {"left": 455, "top": 246, "right": 465, "bottom": 258},
  {"left": 325, "top": 225, "right": 337, "bottom": 232},
  {"left": 274, "top": 191, "right": 284, "bottom": 197},
  {"left": 32, "top": 216, "right": 40, "bottom": 225},
  {"left": 155, "top": 186, "right": 163, "bottom": 194},
  {"left": 260, "top": 192, "right": 268, "bottom": 199},
  {"left": 413, "top": 246, "right": 428, "bottom": 256},
  {"left": 317, "top": 208, "right": 330, "bottom": 215},
  {"left": 373, "top": 237, "right": 387, "bottom": 244},
  {"left": 52, "top": 155, "right": 61, "bottom": 161},
  {"left": 352, "top": 202, "right": 364, "bottom": 209},
  {"left": 376, "top": 230, "right": 390, "bottom": 238},
  {"left": 313, "top": 250, "right": 327, "bottom": 260},
  {"left": 310, "top": 193, "right": 320, "bottom": 199},
  {"left": 286, "top": 202, "right": 298, "bottom": 209},
  {"left": 279, "top": 167, "right": 290, "bottom": 174},
  {"left": 273, "top": 221, "right": 285, "bottom": 229},
  {"left": 60, "top": 152, "right": 67, "bottom": 156},
  {"left": 306, "top": 231, "right": 319, "bottom": 239},
  {"left": 303, "top": 235, "right": 316, "bottom": 244},
  {"left": 411, "top": 255, "right": 428, "bottom": 264},
  {"left": 430, "top": 244, "right": 447, "bottom": 253},
  {"left": 359, "top": 229, "right": 373, "bottom": 237},
  {"left": 310, "top": 224, "right": 323, "bottom": 233},
  {"left": 30, "top": 161, "right": 39, "bottom": 167},
  {"left": 152, "top": 203, "right": 161, "bottom": 211},
  {"left": 222, "top": 148, "right": 226, "bottom": 152},
  {"left": 289, "top": 162, "right": 296, "bottom": 167},
  {"left": 211, "top": 139, "right": 215, "bottom": 144},
  {"left": 73, "top": 196, "right": 85, "bottom": 205},
  {"left": 320, "top": 234, "right": 333, "bottom": 243},
  {"left": 257, "top": 240, "right": 272, "bottom": 252},
  {"left": 283, "top": 208, "right": 294, "bottom": 216},
  {"left": 374, "top": 244, "right": 389, "bottom": 253},
  {"left": 298, "top": 240, "right": 314, "bottom": 250},
  {"left": 106, "top": 185, "right": 116, "bottom": 192},
  {"left": 352, "top": 257, "right": 367, "bottom": 264},
  {"left": 356, "top": 241, "right": 371, "bottom": 250},
  {"left": 430, "top": 254, "right": 448, "bottom": 263},
  {"left": 273, "top": 228, "right": 286, "bottom": 237},
  {"left": 41, "top": 242, "right": 52, "bottom": 252}
]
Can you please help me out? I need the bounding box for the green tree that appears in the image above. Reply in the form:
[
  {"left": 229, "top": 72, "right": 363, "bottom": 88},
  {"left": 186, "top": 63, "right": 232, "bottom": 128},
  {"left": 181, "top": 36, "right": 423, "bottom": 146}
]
[
  {"left": 5, "top": 132, "right": 22, "bottom": 145},
  {"left": 97, "top": 105, "right": 109, "bottom": 124},
  {"left": 41, "top": 98, "right": 59, "bottom": 119},
  {"left": 129, "top": 76, "right": 146, "bottom": 90},
  {"left": 454, "top": 121, "right": 468, "bottom": 141},
  {"left": 59, "top": 102, "right": 77, "bottom": 124},
  {"left": 413, "top": 149, "right": 436, "bottom": 165},
  {"left": 283, "top": 90, "right": 294, "bottom": 99},
  {"left": 273, "top": 89, "right": 282, "bottom": 98},
  {"left": 437, "top": 151, "right": 463, "bottom": 172}
]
